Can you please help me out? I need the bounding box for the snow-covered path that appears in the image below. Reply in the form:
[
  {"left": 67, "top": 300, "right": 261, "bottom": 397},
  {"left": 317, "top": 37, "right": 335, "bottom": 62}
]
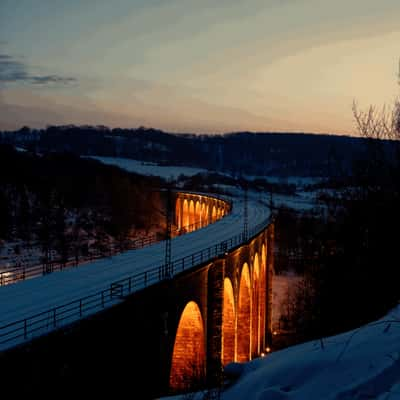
[{"left": 0, "top": 193, "right": 270, "bottom": 350}]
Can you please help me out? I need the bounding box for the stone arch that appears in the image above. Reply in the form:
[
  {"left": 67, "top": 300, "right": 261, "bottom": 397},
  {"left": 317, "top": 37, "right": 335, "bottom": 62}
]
[
  {"left": 260, "top": 243, "right": 267, "bottom": 348},
  {"left": 175, "top": 197, "right": 182, "bottom": 229},
  {"left": 222, "top": 277, "right": 235, "bottom": 365},
  {"left": 189, "top": 200, "right": 195, "bottom": 231},
  {"left": 212, "top": 205, "right": 217, "bottom": 223},
  {"left": 252, "top": 253, "right": 260, "bottom": 356},
  {"left": 204, "top": 204, "right": 209, "bottom": 225},
  {"left": 201, "top": 203, "right": 206, "bottom": 227},
  {"left": 237, "top": 262, "right": 251, "bottom": 362},
  {"left": 182, "top": 199, "right": 189, "bottom": 230},
  {"left": 195, "top": 200, "right": 201, "bottom": 229},
  {"left": 170, "top": 301, "right": 205, "bottom": 391}
]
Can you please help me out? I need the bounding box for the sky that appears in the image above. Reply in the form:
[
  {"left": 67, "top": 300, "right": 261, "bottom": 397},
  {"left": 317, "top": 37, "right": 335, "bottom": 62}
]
[{"left": 1, "top": 0, "right": 399, "bottom": 135}]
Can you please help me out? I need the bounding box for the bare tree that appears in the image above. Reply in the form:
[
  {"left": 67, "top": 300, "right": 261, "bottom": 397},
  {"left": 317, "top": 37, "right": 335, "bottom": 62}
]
[{"left": 352, "top": 59, "right": 400, "bottom": 141}]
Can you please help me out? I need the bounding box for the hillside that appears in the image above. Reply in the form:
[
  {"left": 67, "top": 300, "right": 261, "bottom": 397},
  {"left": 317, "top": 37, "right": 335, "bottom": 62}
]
[{"left": 0, "top": 126, "right": 371, "bottom": 178}]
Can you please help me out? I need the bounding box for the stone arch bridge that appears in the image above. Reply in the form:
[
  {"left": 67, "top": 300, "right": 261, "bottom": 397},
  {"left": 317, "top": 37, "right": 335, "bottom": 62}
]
[{"left": 0, "top": 191, "right": 274, "bottom": 398}]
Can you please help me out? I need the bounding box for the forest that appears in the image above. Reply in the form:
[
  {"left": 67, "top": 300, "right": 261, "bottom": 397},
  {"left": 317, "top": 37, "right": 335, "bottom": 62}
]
[{"left": 0, "top": 145, "right": 165, "bottom": 270}]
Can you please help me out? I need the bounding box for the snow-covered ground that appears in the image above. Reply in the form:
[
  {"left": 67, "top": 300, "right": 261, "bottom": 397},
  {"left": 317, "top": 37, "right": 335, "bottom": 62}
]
[
  {"left": 161, "top": 304, "right": 400, "bottom": 400},
  {"left": 86, "top": 156, "right": 211, "bottom": 179}
]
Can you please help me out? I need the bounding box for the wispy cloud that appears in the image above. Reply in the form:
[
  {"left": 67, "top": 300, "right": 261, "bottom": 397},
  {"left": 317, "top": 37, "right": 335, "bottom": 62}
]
[{"left": 0, "top": 54, "right": 77, "bottom": 85}]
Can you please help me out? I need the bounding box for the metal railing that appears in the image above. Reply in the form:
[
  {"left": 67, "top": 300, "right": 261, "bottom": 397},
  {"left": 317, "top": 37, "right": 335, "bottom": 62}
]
[
  {"left": 0, "top": 233, "right": 158, "bottom": 287},
  {"left": 0, "top": 216, "right": 270, "bottom": 351}
]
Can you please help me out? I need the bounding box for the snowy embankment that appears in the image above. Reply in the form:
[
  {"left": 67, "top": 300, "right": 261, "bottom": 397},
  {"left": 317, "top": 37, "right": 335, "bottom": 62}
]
[{"left": 222, "top": 304, "right": 400, "bottom": 400}]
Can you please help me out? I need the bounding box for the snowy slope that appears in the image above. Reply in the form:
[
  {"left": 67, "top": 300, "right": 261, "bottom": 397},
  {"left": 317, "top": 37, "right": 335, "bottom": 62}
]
[{"left": 222, "top": 304, "right": 400, "bottom": 400}]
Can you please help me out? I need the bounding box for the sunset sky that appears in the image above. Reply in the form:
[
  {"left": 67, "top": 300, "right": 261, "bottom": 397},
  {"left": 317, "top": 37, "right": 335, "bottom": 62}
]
[{"left": 1, "top": 0, "right": 399, "bottom": 134}]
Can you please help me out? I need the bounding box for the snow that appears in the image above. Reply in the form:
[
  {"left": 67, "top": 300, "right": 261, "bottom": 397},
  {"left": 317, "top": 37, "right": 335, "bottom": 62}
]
[
  {"left": 86, "top": 156, "right": 210, "bottom": 179},
  {"left": 160, "top": 304, "right": 400, "bottom": 400}
]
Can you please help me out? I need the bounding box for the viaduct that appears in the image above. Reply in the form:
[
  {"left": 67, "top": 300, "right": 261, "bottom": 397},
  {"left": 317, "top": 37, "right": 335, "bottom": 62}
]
[{"left": 0, "top": 191, "right": 274, "bottom": 398}]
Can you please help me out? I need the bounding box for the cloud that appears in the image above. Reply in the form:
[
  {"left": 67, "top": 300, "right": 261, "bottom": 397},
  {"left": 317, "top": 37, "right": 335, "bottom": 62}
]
[{"left": 0, "top": 54, "right": 77, "bottom": 85}]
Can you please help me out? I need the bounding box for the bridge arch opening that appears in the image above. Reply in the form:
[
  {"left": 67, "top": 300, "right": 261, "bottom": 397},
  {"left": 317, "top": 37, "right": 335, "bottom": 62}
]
[
  {"left": 195, "top": 200, "right": 201, "bottom": 229},
  {"left": 237, "top": 262, "right": 251, "bottom": 362},
  {"left": 201, "top": 203, "right": 206, "bottom": 227},
  {"left": 175, "top": 198, "right": 182, "bottom": 229},
  {"left": 252, "top": 253, "right": 260, "bottom": 356},
  {"left": 212, "top": 205, "right": 217, "bottom": 223},
  {"left": 170, "top": 301, "right": 205, "bottom": 391},
  {"left": 204, "top": 204, "right": 209, "bottom": 225},
  {"left": 182, "top": 199, "right": 189, "bottom": 231},
  {"left": 222, "top": 277, "right": 235, "bottom": 365},
  {"left": 260, "top": 243, "right": 267, "bottom": 348},
  {"left": 189, "top": 200, "right": 195, "bottom": 231}
]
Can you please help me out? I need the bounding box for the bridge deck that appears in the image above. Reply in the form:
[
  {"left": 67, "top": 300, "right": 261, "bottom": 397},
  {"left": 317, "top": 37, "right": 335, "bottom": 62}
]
[{"left": 0, "top": 193, "right": 270, "bottom": 350}]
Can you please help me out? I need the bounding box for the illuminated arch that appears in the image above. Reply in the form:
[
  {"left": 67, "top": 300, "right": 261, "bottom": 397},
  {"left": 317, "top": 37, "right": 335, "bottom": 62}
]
[
  {"left": 201, "top": 203, "right": 206, "bottom": 227},
  {"left": 237, "top": 262, "right": 251, "bottom": 362},
  {"left": 260, "top": 244, "right": 267, "bottom": 348},
  {"left": 212, "top": 205, "right": 217, "bottom": 223},
  {"left": 203, "top": 204, "right": 209, "bottom": 225},
  {"left": 195, "top": 201, "right": 201, "bottom": 229},
  {"left": 170, "top": 301, "right": 205, "bottom": 390},
  {"left": 175, "top": 198, "right": 182, "bottom": 229},
  {"left": 222, "top": 278, "right": 235, "bottom": 365},
  {"left": 189, "top": 200, "right": 195, "bottom": 231},
  {"left": 183, "top": 199, "right": 189, "bottom": 231},
  {"left": 252, "top": 253, "right": 260, "bottom": 356}
]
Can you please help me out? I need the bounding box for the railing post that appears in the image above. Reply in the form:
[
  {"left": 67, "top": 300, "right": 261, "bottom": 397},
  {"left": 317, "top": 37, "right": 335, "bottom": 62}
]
[
  {"left": 144, "top": 271, "right": 147, "bottom": 286},
  {"left": 128, "top": 277, "right": 132, "bottom": 292},
  {"left": 24, "top": 319, "right": 27, "bottom": 339},
  {"left": 79, "top": 299, "right": 82, "bottom": 317},
  {"left": 53, "top": 308, "right": 57, "bottom": 328},
  {"left": 101, "top": 291, "right": 105, "bottom": 308}
]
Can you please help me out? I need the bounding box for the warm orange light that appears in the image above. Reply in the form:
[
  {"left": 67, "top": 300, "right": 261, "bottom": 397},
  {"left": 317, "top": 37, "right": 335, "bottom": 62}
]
[
  {"left": 222, "top": 278, "right": 235, "bottom": 366},
  {"left": 266, "top": 347, "right": 271, "bottom": 353},
  {"left": 170, "top": 301, "right": 205, "bottom": 390},
  {"left": 237, "top": 263, "right": 251, "bottom": 363}
]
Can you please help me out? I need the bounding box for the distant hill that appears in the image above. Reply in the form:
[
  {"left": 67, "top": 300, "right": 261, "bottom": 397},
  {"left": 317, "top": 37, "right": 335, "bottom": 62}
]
[{"left": 0, "top": 125, "right": 371, "bottom": 178}]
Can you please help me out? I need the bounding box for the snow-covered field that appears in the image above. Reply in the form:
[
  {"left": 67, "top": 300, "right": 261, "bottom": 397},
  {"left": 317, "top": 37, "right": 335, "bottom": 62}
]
[{"left": 86, "top": 156, "right": 210, "bottom": 179}]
